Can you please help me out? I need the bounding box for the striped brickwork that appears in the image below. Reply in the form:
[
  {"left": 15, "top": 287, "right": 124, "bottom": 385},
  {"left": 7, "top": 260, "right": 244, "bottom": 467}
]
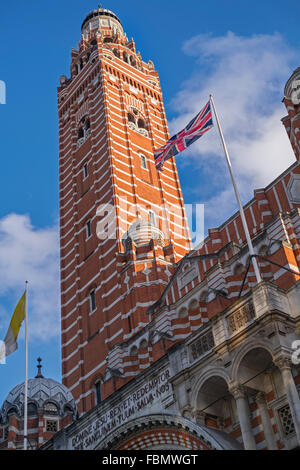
[{"left": 58, "top": 14, "right": 191, "bottom": 414}]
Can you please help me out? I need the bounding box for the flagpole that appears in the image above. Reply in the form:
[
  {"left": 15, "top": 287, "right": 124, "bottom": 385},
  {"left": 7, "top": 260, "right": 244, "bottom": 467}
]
[
  {"left": 24, "top": 281, "right": 28, "bottom": 451},
  {"left": 209, "top": 94, "right": 262, "bottom": 285}
]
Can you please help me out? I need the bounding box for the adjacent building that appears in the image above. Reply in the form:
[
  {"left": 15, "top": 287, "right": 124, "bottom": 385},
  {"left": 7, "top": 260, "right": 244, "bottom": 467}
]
[{"left": 0, "top": 360, "right": 77, "bottom": 450}]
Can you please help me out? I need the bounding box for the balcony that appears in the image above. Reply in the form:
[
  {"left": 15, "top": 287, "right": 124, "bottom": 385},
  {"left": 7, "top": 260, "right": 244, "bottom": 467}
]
[
  {"left": 128, "top": 121, "right": 149, "bottom": 138},
  {"left": 77, "top": 128, "right": 91, "bottom": 149},
  {"left": 184, "top": 281, "right": 294, "bottom": 365}
]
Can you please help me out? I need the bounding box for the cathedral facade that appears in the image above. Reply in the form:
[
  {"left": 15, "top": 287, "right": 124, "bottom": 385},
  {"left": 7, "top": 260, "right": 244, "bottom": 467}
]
[{"left": 1, "top": 7, "right": 300, "bottom": 451}]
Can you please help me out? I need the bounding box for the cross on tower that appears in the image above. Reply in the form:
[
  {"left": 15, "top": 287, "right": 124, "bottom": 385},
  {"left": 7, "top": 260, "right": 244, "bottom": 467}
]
[{"left": 35, "top": 357, "right": 44, "bottom": 378}]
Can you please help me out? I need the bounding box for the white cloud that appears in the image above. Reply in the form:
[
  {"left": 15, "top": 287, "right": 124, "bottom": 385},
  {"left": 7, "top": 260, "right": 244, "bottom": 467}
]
[
  {"left": 169, "top": 32, "right": 297, "bottom": 229},
  {"left": 0, "top": 214, "right": 60, "bottom": 342}
]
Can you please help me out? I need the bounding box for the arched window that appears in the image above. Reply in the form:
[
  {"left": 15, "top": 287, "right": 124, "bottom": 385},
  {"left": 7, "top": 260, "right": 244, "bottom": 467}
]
[
  {"left": 189, "top": 299, "right": 199, "bottom": 311},
  {"left": 130, "top": 346, "right": 138, "bottom": 357},
  {"left": 130, "top": 56, "right": 136, "bottom": 68},
  {"left": 137, "top": 118, "right": 146, "bottom": 129},
  {"left": 200, "top": 290, "right": 208, "bottom": 303},
  {"left": 28, "top": 403, "right": 38, "bottom": 416},
  {"left": 113, "top": 49, "right": 120, "bottom": 58},
  {"left": 83, "top": 162, "right": 88, "bottom": 179},
  {"left": 148, "top": 210, "right": 156, "bottom": 226},
  {"left": 86, "top": 220, "right": 92, "bottom": 239},
  {"left": 90, "top": 290, "right": 96, "bottom": 312},
  {"left": 128, "top": 113, "right": 135, "bottom": 125},
  {"left": 78, "top": 127, "right": 84, "bottom": 139},
  {"left": 140, "top": 339, "right": 148, "bottom": 350},
  {"left": 85, "top": 119, "right": 90, "bottom": 131},
  {"left": 44, "top": 402, "right": 58, "bottom": 415},
  {"left": 123, "top": 52, "right": 129, "bottom": 63},
  {"left": 178, "top": 307, "right": 188, "bottom": 318},
  {"left": 103, "top": 37, "right": 112, "bottom": 43},
  {"left": 140, "top": 154, "right": 147, "bottom": 169},
  {"left": 95, "top": 382, "right": 101, "bottom": 405},
  {"left": 7, "top": 406, "right": 18, "bottom": 417},
  {"left": 90, "top": 39, "right": 97, "bottom": 47}
]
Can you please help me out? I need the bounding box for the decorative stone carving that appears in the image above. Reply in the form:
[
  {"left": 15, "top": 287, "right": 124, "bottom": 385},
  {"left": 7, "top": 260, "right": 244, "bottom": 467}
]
[
  {"left": 227, "top": 302, "right": 255, "bottom": 335},
  {"left": 291, "top": 78, "right": 300, "bottom": 105},
  {"left": 274, "top": 355, "right": 292, "bottom": 371},
  {"left": 190, "top": 330, "right": 215, "bottom": 361},
  {"left": 287, "top": 174, "right": 300, "bottom": 203},
  {"left": 255, "top": 391, "right": 267, "bottom": 405},
  {"left": 278, "top": 403, "right": 295, "bottom": 436},
  {"left": 102, "top": 367, "right": 124, "bottom": 383},
  {"left": 229, "top": 384, "right": 247, "bottom": 400}
]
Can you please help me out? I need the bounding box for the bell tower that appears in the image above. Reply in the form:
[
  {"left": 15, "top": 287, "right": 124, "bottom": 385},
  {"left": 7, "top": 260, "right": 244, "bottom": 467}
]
[{"left": 58, "top": 7, "right": 191, "bottom": 415}]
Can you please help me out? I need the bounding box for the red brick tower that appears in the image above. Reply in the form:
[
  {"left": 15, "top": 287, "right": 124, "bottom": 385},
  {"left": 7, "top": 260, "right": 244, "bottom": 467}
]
[{"left": 58, "top": 8, "right": 191, "bottom": 415}]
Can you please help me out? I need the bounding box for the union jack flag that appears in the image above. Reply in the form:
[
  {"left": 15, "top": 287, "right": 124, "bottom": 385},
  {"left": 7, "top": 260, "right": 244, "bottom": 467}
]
[{"left": 154, "top": 100, "right": 213, "bottom": 171}]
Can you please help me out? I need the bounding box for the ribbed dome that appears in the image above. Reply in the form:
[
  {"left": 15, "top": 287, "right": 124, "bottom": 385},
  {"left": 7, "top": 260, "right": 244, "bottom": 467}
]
[
  {"left": 81, "top": 8, "right": 123, "bottom": 33},
  {"left": 1, "top": 377, "right": 77, "bottom": 422},
  {"left": 124, "top": 219, "right": 165, "bottom": 248}
]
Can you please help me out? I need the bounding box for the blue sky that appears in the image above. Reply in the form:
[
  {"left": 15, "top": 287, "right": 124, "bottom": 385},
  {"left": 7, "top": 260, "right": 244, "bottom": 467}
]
[{"left": 0, "top": 0, "right": 299, "bottom": 405}]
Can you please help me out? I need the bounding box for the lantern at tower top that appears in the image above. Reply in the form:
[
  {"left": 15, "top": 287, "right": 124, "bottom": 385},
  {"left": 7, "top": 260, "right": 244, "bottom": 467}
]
[{"left": 81, "top": 7, "right": 124, "bottom": 37}]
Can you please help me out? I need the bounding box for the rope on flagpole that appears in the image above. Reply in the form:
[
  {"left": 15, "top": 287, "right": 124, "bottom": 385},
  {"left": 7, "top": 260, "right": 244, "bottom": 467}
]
[{"left": 24, "top": 281, "right": 28, "bottom": 451}]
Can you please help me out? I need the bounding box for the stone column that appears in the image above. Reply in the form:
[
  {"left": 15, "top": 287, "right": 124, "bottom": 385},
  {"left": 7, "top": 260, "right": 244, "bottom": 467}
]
[
  {"left": 275, "top": 356, "right": 300, "bottom": 445},
  {"left": 255, "top": 392, "right": 277, "bottom": 450},
  {"left": 194, "top": 410, "right": 206, "bottom": 427},
  {"left": 230, "top": 385, "right": 256, "bottom": 450}
]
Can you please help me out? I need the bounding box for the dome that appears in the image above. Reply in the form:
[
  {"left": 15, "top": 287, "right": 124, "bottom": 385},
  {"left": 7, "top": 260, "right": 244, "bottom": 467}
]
[
  {"left": 284, "top": 67, "right": 300, "bottom": 101},
  {"left": 1, "top": 360, "right": 77, "bottom": 423},
  {"left": 123, "top": 218, "right": 165, "bottom": 248},
  {"left": 81, "top": 8, "right": 123, "bottom": 34}
]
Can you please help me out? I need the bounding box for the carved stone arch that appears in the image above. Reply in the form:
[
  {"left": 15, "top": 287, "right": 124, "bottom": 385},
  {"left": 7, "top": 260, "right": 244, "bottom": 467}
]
[
  {"left": 96, "top": 413, "right": 242, "bottom": 450},
  {"left": 230, "top": 337, "right": 275, "bottom": 384},
  {"left": 190, "top": 367, "right": 231, "bottom": 409},
  {"left": 6, "top": 405, "right": 20, "bottom": 419}
]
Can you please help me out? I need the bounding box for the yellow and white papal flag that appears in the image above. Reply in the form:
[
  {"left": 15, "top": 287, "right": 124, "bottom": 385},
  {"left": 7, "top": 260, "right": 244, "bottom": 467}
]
[{"left": 0, "top": 292, "right": 26, "bottom": 361}]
